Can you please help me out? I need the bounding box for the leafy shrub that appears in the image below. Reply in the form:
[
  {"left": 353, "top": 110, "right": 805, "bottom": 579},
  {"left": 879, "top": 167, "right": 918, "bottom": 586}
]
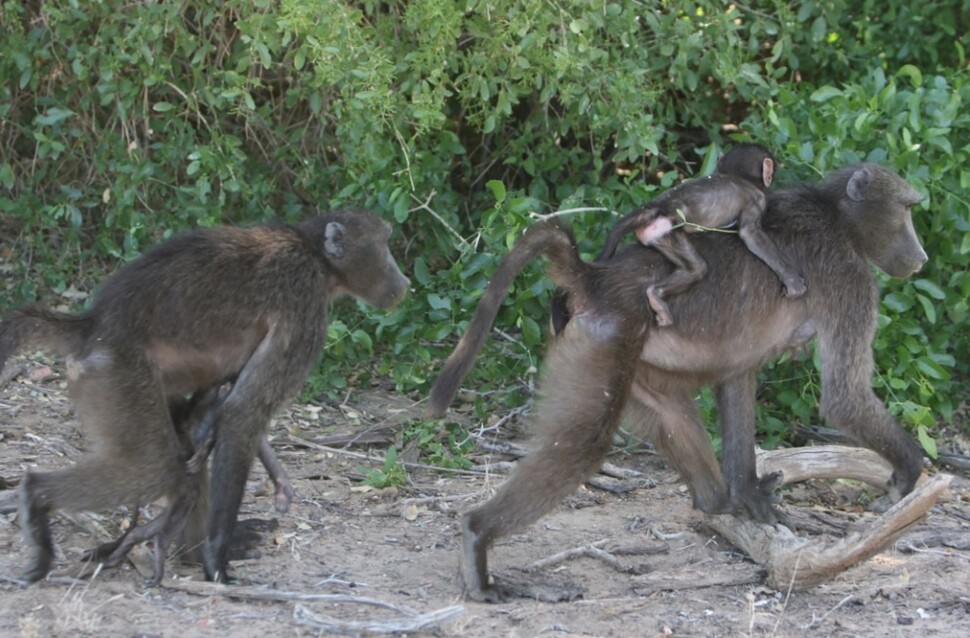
[{"left": 1, "top": 1, "right": 966, "bottom": 451}]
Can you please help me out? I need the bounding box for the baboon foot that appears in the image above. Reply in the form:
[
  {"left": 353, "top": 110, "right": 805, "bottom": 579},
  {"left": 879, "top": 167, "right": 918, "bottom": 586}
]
[
  {"left": 227, "top": 517, "right": 276, "bottom": 560},
  {"left": 464, "top": 581, "right": 512, "bottom": 604},
  {"left": 22, "top": 551, "right": 53, "bottom": 584},
  {"left": 646, "top": 287, "right": 673, "bottom": 327},
  {"left": 783, "top": 277, "right": 807, "bottom": 298},
  {"left": 274, "top": 482, "right": 295, "bottom": 514},
  {"left": 731, "top": 471, "right": 790, "bottom": 527},
  {"left": 468, "top": 569, "right": 585, "bottom": 604}
]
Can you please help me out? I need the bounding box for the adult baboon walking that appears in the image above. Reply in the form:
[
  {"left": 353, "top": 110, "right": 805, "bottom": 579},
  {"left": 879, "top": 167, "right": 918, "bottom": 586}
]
[
  {"left": 431, "top": 164, "right": 927, "bottom": 601},
  {"left": 2, "top": 208, "right": 409, "bottom": 583}
]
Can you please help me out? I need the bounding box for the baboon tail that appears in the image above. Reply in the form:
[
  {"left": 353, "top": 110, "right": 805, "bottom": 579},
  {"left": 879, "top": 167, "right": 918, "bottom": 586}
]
[
  {"left": 428, "top": 221, "right": 584, "bottom": 417},
  {"left": 550, "top": 205, "right": 660, "bottom": 335},
  {"left": 0, "top": 305, "right": 91, "bottom": 368},
  {"left": 597, "top": 205, "right": 660, "bottom": 261}
]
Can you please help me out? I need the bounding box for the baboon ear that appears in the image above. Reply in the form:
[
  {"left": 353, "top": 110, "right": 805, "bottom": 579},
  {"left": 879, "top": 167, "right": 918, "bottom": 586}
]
[
  {"left": 761, "top": 157, "right": 774, "bottom": 188},
  {"left": 846, "top": 167, "right": 871, "bottom": 202},
  {"left": 324, "top": 222, "right": 346, "bottom": 259}
]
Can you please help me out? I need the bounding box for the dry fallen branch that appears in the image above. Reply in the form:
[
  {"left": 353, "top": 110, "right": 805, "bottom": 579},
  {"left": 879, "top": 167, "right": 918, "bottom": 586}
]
[
  {"left": 706, "top": 446, "right": 953, "bottom": 590},
  {"left": 167, "top": 580, "right": 464, "bottom": 635},
  {"left": 293, "top": 602, "right": 464, "bottom": 635},
  {"left": 165, "top": 580, "right": 437, "bottom": 611},
  {"left": 754, "top": 445, "right": 894, "bottom": 486},
  {"left": 527, "top": 538, "right": 668, "bottom": 574},
  {"left": 632, "top": 562, "right": 766, "bottom": 595}
]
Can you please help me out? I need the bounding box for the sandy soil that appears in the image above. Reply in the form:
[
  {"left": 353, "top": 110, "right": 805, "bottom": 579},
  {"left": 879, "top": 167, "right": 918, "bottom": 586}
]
[{"left": 1, "top": 358, "right": 969, "bottom": 637}]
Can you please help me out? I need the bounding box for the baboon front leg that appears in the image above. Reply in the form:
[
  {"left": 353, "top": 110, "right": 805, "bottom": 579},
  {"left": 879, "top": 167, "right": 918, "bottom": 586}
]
[
  {"left": 737, "top": 206, "right": 806, "bottom": 297},
  {"left": 818, "top": 334, "right": 923, "bottom": 503},
  {"left": 203, "top": 323, "right": 318, "bottom": 583}
]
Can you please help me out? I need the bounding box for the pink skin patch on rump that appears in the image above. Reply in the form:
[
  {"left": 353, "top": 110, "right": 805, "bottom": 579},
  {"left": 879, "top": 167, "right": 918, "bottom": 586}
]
[{"left": 636, "top": 215, "right": 674, "bottom": 245}]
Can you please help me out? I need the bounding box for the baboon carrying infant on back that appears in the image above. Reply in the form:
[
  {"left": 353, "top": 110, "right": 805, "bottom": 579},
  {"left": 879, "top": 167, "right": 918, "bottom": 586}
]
[
  {"left": 431, "top": 163, "right": 928, "bottom": 601},
  {"left": 1, "top": 208, "right": 409, "bottom": 584}
]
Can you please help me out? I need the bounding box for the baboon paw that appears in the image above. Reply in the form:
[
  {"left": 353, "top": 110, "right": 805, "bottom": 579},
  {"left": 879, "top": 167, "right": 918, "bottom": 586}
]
[
  {"left": 464, "top": 584, "right": 509, "bottom": 604},
  {"left": 738, "top": 490, "right": 786, "bottom": 527},
  {"left": 274, "top": 484, "right": 295, "bottom": 514},
  {"left": 480, "top": 570, "right": 585, "bottom": 603},
  {"left": 784, "top": 280, "right": 807, "bottom": 298},
  {"left": 141, "top": 575, "right": 163, "bottom": 588},
  {"left": 21, "top": 560, "right": 52, "bottom": 585}
]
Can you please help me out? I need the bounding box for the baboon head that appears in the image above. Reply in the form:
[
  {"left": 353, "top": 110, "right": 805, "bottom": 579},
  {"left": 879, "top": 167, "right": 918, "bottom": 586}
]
[
  {"left": 832, "top": 164, "right": 927, "bottom": 278},
  {"left": 716, "top": 143, "right": 775, "bottom": 188},
  {"left": 320, "top": 209, "right": 410, "bottom": 309}
]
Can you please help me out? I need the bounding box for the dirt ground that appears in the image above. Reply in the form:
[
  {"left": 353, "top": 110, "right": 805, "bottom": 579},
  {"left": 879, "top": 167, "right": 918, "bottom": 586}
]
[{"left": 1, "top": 358, "right": 969, "bottom": 637}]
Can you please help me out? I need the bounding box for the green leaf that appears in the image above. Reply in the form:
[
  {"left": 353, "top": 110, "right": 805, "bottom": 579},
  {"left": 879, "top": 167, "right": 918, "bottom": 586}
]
[
  {"left": 915, "top": 294, "right": 936, "bottom": 324},
  {"left": 351, "top": 329, "right": 373, "bottom": 352},
  {"left": 34, "top": 107, "right": 74, "bottom": 126},
  {"left": 882, "top": 292, "right": 913, "bottom": 313},
  {"left": 485, "top": 180, "right": 506, "bottom": 204},
  {"left": 809, "top": 86, "right": 842, "bottom": 103},
  {"left": 897, "top": 64, "right": 923, "bottom": 87},
  {"left": 912, "top": 279, "right": 945, "bottom": 300},
  {"left": 916, "top": 424, "right": 938, "bottom": 459},
  {"left": 152, "top": 102, "right": 175, "bottom": 112},
  {"left": 427, "top": 293, "right": 452, "bottom": 311}
]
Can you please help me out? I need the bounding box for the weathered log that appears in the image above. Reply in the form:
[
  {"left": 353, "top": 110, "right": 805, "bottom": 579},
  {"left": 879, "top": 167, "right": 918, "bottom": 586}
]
[{"left": 706, "top": 445, "right": 952, "bottom": 590}]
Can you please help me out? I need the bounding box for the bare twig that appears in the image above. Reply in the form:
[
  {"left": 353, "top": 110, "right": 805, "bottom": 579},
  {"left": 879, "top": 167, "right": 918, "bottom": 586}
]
[
  {"left": 293, "top": 602, "right": 464, "bottom": 635},
  {"left": 408, "top": 190, "right": 467, "bottom": 247},
  {"left": 527, "top": 538, "right": 667, "bottom": 573},
  {"left": 165, "top": 580, "right": 415, "bottom": 609},
  {"left": 633, "top": 562, "right": 766, "bottom": 595},
  {"left": 529, "top": 207, "right": 616, "bottom": 221}
]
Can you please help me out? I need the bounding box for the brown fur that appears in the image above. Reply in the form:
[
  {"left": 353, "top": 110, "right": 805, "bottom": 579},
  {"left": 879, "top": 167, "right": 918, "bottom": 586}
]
[
  {"left": 431, "top": 163, "right": 927, "bottom": 601},
  {"left": 591, "top": 144, "right": 805, "bottom": 327},
  {"left": 1, "top": 208, "right": 409, "bottom": 583}
]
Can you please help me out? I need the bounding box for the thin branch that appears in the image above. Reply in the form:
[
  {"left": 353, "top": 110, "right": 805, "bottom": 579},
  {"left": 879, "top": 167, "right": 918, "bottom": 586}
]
[
  {"left": 530, "top": 206, "right": 616, "bottom": 221},
  {"left": 408, "top": 190, "right": 467, "bottom": 247},
  {"left": 293, "top": 602, "right": 464, "bottom": 635}
]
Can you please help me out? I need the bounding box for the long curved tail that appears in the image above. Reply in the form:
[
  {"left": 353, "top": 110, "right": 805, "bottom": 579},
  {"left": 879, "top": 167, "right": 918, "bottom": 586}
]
[
  {"left": 0, "top": 305, "right": 91, "bottom": 368},
  {"left": 597, "top": 205, "right": 659, "bottom": 261},
  {"left": 428, "top": 221, "right": 587, "bottom": 417}
]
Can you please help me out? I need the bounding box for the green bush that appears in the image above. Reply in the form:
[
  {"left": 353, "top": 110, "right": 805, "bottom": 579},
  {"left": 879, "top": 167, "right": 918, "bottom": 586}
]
[{"left": 1, "top": 1, "right": 966, "bottom": 446}]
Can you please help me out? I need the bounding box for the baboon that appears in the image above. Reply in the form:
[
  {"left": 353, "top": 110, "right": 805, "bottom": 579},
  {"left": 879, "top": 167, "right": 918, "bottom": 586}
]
[
  {"left": 1, "top": 208, "right": 409, "bottom": 583},
  {"left": 83, "top": 380, "right": 295, "bottom": 579},
  {"left": 80, "top": 384, "right": 229, "bottom": 585},
  {"left": 598, "top": 144, "right": 805, "bottom": 326},
  {"left": 430, "top": 164, "right": 927, "bottom": 601}
]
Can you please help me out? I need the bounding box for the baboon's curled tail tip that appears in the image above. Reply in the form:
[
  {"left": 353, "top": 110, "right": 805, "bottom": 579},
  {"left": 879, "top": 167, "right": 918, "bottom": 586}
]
[{"left": 427, "top": 338, "right": 475, "bottom": 418}]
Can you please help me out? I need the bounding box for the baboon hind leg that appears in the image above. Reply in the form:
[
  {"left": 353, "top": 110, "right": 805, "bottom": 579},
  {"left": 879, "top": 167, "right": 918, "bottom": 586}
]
[
  {"left": 19, "top": 348, "right": 185, "bottom": 583},
  {"left": 462, "top": 314, "right": 643, "bottom": 602},
  {"left": 646, "top": 233, "right": 708, "bottom": 327},
  {"left": 627, "top": 372, "right": 729, "bottom": 515},
  {"left": 715, "top": 373, "right": 785, "bottom": 523}
]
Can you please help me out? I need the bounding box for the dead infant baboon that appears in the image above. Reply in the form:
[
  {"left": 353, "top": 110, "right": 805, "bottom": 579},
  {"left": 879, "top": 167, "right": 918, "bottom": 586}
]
[
  {"left": 1, "top": 208, "right": 409, "bottom": 584},
  {"left": 601, "top": 144, "right": 806, "bottom": 326},
  {"left": 431, "top": 163, "right": 927, "bottom": 602}
]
